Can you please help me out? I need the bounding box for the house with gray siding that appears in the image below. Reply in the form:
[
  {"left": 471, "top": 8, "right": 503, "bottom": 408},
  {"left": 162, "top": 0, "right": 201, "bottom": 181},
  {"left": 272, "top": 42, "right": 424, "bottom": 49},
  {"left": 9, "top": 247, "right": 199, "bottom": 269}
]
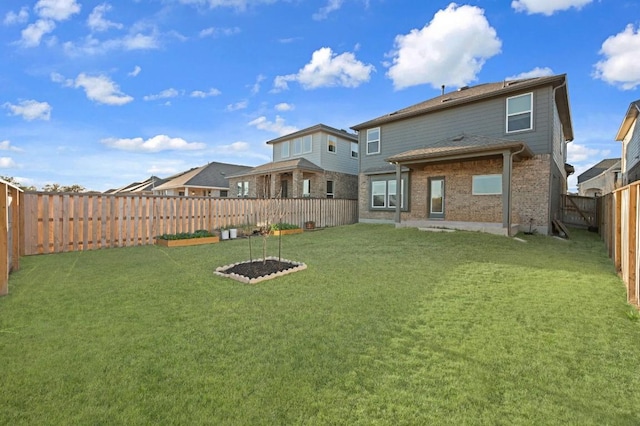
[
  {"left": 228, "top": 124, "right": 359, "bottom": 199},
  {"left": 351, "top": 74, "right": 574, "bottom": 236},
  {"left": 152, "top": 162, "right": 252, "bottom": 197},
  {"left": 615, "top": 100, "right": 640, "bottom": 185},
  {"left": 577, "top": 158, "right": 621, "bottom": 197}
]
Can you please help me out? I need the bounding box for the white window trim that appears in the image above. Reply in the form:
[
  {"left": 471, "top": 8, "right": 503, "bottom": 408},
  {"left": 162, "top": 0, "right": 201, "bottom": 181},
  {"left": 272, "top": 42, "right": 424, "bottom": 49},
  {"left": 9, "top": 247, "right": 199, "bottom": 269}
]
[
  {"left": 303, "top": 179, "right": 311, "bottom": 197},
  {"left": 371, "top": 180, "right": 386, "bottom": 208},
  {"left": 366, "top": 127, "right": 380, "bottom": 155},
  {"left": 472, "top": 174, "right": 502, "bottom": 195},
  {"left": 371, "top": 177, "right": 404, "bottom": 209},
  {"left": 506, "top": 92, "right": 533, "bottom": 133},
  {"left": 281, "top": 141, "right": 290, "bottom": 158}
]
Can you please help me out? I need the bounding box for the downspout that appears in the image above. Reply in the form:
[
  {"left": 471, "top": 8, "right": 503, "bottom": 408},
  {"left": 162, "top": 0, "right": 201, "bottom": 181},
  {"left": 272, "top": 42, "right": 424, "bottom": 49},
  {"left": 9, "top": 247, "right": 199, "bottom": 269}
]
[
  {"left": 395, "top": 162, "right": 402, "bottom": 225},
  {"left": 551, "top": 79, "right": 569, "bottom": 230}
]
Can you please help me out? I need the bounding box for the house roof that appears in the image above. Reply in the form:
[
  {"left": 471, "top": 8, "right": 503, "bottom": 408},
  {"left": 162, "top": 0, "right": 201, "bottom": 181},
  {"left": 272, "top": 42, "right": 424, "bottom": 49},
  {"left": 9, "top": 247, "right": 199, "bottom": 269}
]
[
  {"left": 265, "top": 123, "right": 357, "bottom": 145},
  {"left": 577, "top": 158, "right": 621, "bottom": 184},
  {"left": 351, "top": 74, "right": 573, "bottom": 141},
  {"left": 227, "top": 158, "right": 325, "bottom": 178},
  {"left": 385, "top": 133, "right": 533, "bottom": 165},
  {"left": 615, "top": 100, "right": 640, "bottom": 141},
  {"left": 110, "top": 176, "right": 166, "bottom": 194},
  {"left": 153, "top": 162, "right": 253, "bottom": 190}
]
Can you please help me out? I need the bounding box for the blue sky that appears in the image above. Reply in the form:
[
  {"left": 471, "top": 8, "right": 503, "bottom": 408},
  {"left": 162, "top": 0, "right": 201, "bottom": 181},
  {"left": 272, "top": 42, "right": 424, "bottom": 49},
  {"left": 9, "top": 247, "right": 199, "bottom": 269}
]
[{"left": 1, "top": 0, "right": 639, "bottom": 192}]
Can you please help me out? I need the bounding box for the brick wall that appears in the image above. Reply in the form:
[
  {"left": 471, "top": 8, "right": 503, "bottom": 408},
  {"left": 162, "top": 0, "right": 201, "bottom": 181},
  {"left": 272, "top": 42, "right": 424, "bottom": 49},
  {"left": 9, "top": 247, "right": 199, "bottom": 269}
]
[{"left": 359, "top": 154, "right": 553, "bottom": 231}]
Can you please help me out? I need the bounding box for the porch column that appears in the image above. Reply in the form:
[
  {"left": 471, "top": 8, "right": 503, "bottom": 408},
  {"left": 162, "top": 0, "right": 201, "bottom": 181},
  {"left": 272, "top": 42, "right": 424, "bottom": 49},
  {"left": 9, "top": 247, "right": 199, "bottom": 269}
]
[
  {"left": 270, "top": 173, "right": 278, "bottom": 198},
  {"left": 502, "top": 150, "right": 512, "bottom": 234},
  {"left": 395, "top": 162, "right": 402, "bottom": 224},
  {"left": 292, "top": 169, "right": 302, "bottom": 198}
]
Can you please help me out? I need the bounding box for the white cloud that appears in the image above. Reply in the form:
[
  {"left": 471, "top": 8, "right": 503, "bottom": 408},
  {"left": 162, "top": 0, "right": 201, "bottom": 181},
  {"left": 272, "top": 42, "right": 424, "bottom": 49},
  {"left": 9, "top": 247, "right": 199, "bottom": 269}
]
[
  {"left": 226, "top": 100, "right": 248, "bottom": 111},
  {"left": 20, "top": 19, "right": 56, "bottom": 47},
  {"left": 122, "top": 33, "right": 159, "bottom": 50},
  {"left": 35, "top": 0, "right": 81, "bottom": 21},
  {"left": 3, "top": 100, "right": 52, "bottom": 121},
  {"left": 248, "top": 115, "right": 298, "bottom": 136},
  {"left": 178, "top": 0, "right": 279, "bottom": 10},
  {"left": 313, "top": 0, "right": 344, "bottom": 20},
  {"left": 567, "top": 143, "right": 610, "bottom": 163},
  {"left": 218, "top": 141, "right": 250, "bottom": 153},
  {"left": 143, "top": 88, "right": 181, "bottom": 101},
  {"left": 594, "top": 24, "right": 640, "bottom": 90},
  {"left": 62, "top": 31, "right": 160, "bottom": 56},
  {"left": 250, "top": 74, "right": 266, "bottom": 95},
  {"left": 102, "top": 135, "right": 206, "bottom": 152},
  {"left": 506, "top": 67, "right": 555, "bottom": 80},
  {"left": 87, "top": 3, "right": 123, "bottom": 32},
  {"left": 386, "top": 3, "right": 501, "bottom": 90},
  {"left": 0, "top": 157, "right": 17, "bottom": 168},
  {"left": 273, "top": 47, "right": 374, "bottom": 91},
  {"left": 511, "top": 0, "right": 592, "bottom": 15},
  {"left": 128, "top": 65, "right": 142, "bottom": 77},
  {"left": 0, "top": 140, "right": 22, "bottom": 152},
  {"left": 73, "top": 73, "right": 134, "bottom": 106},
  {"left": 4, "top": 7, "right": 29, "bottom": 25},
  {"left": 50, "top": 72, "right": 74, "bottom": 86},
  {"left": 199, "top": 26, "right": 241, "bottom": 37},
  {"left": 190, "top": 88, "right": 222, "bottom": 98},
  {"left": 275, "top": 103, "right": 294, "bottom": 111}
]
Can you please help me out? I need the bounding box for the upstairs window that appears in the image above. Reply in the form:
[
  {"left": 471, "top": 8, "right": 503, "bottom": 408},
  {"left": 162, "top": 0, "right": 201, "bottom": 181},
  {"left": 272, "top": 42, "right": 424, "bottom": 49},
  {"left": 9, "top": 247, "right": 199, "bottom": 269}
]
[
  {"left": 367, "top": 128, "right": 380, "bottom": 155},
  {"left": 506, "top": 93, "right": 533, "bottom": 133},
  {"left": 281, "top": 141, "right": 290, "bottom": 158},
  {"left": 293, "top": 138, "right": 302, "bottom": 155},
  {"left": 303, "top": 135, "right": 312, "bottom": 153},
  {"left": 328, "top": 135, "right": 337, "bottom": 153},
  {"left": 351, "top": 142, "right": 358, "bottom": 158}
]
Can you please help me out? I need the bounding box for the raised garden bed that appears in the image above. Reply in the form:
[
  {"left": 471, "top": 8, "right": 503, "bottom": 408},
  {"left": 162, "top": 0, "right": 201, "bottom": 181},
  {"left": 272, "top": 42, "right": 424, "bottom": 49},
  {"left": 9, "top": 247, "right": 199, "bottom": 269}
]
[
  {"left": 270, "top": 223, "right": 303, "bottom": 236},
  {"left": 155, "top": 230, "right": 219, "bottom": 247},
  {"left": 215, "top": 257, "right": 307, "bottom": 284}
]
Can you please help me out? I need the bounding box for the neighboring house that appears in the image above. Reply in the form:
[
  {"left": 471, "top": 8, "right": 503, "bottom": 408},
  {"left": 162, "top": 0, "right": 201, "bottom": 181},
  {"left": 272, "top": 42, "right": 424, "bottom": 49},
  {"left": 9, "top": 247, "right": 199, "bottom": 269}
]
[
  {"left": 152, "top": 162, "right": 253, "bottom": 197},
  {"left": 106, "top": 176, "right": 166, "bottom": 194},
  {"left": 615, "top": 100, "right": 640, "bottom": 185},
  {"left": 228, "top": 124, "right": 359, "bottom": 199},
  {"left": 350, "top": 74, "right": 574, "bottom": 236},
  {"left": 577, "top": 158, "right": 621, "bottom": 197}
]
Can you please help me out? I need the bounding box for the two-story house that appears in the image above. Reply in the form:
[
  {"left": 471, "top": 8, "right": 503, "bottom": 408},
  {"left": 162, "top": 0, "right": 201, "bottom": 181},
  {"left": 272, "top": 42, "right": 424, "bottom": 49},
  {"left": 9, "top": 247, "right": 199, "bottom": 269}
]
[
  {"left": 350, "top": 74, "right": 574, "bottom": 236},
  {"left": 577, "top": 158, "right": 621, "bottom": 197},
  {"left": 615, "top": 100, "right": 640, "bottom": 185},
  {"left": 228, "top": 124, "right": 359, "bottom": 199}
]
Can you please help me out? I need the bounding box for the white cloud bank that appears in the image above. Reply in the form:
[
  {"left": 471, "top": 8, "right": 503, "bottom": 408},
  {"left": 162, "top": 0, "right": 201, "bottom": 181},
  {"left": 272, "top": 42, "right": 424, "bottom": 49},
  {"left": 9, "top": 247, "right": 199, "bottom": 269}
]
[
  {"left": 19, "top": 0, "right": 81, "bottom": 47},
  {"left": 52, "top": 72, "right": 133, "bottom": 105},
  {"left": 3, "top": 100, "right": 52, "bottom": 121},
  {"left": 511, "top": 0, "right": 592, "bottom": 15},
  {"left": 273, "top": 47, "right": 374, "bottom": 91},
  {"left": 248, "top": 116, "right": 298, "bottom": 136},
  {"left": 143, "top": 88, "right": 181, "bottom": 101},
  {"left": 386, "top": 3, "right": 501, "bottom": 90},
  {"left": 191, "top": 88, "right": 222, "bottom": 98},
  {"left": 594, "top": 24, "right": 640, "bottom": 90},
  {"left": 102, "top": 135, "right": 206, "bottom": 152},
  {"left": 0, "top": 140, "right": 23, "bottom": 152},
  {"left": 87, "top": 3, "right": 123, "bottom": 32},
  {"left": 506, "top": 67, "right": 554, "bottom": 81},
  {"left": 0, "top": 157, "right": 17, "bottom": 168}
]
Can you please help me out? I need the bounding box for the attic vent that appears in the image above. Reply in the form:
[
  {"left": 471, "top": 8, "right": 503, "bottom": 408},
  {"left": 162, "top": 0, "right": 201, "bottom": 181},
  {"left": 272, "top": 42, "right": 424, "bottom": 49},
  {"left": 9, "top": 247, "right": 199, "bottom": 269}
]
[
  {"left": 458, "top": 86, "right": 469, "bottom": 91},
  {"left": 506, "top": 80, "right": 522, "bottom": 86},
  {"left": 451, "top": 135, "right": 465, "bottom": 141},
  {"left": 441, "top": 97, "right": 452, "bottom": 103}
]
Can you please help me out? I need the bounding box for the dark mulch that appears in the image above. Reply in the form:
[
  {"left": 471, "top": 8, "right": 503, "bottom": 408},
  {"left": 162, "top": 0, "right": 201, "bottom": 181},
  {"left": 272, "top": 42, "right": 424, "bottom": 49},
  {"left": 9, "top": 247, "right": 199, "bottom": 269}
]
[{"left": 222, "top": 259, "right": 298, "bottom": 279}]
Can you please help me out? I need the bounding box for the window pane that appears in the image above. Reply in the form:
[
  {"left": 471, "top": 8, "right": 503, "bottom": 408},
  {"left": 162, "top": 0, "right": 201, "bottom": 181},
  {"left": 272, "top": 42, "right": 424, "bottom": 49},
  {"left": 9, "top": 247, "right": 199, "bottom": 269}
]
[
  {"left": 372, "top": 181, "right": 386, "bottom": 207},
  {"left": 303, "top": 135, "right": 312, "bottom": 153},
  {"left": 328, "top": 136, "right": 336, "bottom": 153},
  {"left": 293, "top": 138, "right": 302, "bottom": 155},
  {"left": 303, "top": 179, "right": 310, "bottom": 197},
  {"left": 508, "top": 113, "right": 531, "bottom": 132},
  {"left": 366, "top": 128, "right": 380, "bottom": 154},
  {"left": 367, "top": 128, "right": 379, "bottom": 141},
  {"left": 507, "top": 94, "right": 531, "bottom": 114},
  {"left": 351, "top": 142, "right": 358, "bottom": 158},
  {"left": 367, "top": 140, "right": 379, "bottom": 154},
  {"left": 282, "top": 141, "right": 289, "bottom": 158},
  {"left": 473, "top": 175, "right": 502, "bottom": 195}
]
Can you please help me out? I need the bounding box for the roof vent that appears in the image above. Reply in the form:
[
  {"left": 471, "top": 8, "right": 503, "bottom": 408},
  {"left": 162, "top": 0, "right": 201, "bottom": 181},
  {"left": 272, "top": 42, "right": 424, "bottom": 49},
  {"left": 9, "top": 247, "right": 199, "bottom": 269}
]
[
  {"left": 451, "top": 135, "right": 465, "bottom": 141},
  {"left": 458, "top": 86, "right": 469, "bottom": 91},
  {"left": 441, "top": 97, "right": 452, "bottom": 103}
]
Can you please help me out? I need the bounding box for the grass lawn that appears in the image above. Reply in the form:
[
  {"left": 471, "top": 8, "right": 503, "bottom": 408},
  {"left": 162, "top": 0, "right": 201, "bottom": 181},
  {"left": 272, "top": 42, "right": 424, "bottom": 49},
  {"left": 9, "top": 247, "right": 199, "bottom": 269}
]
[{"left": 1, "top": 224, "right": 639, "bottom": 425}]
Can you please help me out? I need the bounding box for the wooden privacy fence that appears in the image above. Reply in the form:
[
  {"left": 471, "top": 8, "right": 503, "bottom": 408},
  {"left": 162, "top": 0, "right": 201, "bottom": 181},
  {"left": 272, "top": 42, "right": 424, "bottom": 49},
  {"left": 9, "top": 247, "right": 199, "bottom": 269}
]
[
  {"left": 20, "top": 193, "right": 358, "bottom": 255},
  {"left": 562, "top": 194, "right": 598, "bottom": 229},
  {"left": 1, "top": 179, "right": 21, "bottom": 296},
  {"left": 599, "top": 182, "right": 640, "bottom": 308}
]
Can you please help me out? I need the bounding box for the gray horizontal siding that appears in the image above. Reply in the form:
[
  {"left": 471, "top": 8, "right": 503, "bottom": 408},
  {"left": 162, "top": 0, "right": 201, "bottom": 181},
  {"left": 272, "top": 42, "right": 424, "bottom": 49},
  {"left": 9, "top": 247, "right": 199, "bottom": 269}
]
[
  {"left": 360, "top": 86, "right": 554, "bottom": 172},
  {"left": 626, "top": 121, "right": 640, "bottom": 179}
]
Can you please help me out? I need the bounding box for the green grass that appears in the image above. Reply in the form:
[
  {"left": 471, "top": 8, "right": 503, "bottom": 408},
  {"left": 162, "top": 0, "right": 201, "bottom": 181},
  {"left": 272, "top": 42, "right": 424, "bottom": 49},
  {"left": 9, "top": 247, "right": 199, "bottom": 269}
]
[{"left": 1, "top": 224, "right": 639, "bottom": 425}]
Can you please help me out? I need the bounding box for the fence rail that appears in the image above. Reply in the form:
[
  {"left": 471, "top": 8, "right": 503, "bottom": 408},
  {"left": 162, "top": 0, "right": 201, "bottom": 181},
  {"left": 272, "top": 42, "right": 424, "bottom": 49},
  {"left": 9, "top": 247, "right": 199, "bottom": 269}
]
[
  {"left": 599, "top": 182, "right": 639, "bottom": 307},
  {"left": 20, "top": 192, "right": 358, "bottom": 255}
]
